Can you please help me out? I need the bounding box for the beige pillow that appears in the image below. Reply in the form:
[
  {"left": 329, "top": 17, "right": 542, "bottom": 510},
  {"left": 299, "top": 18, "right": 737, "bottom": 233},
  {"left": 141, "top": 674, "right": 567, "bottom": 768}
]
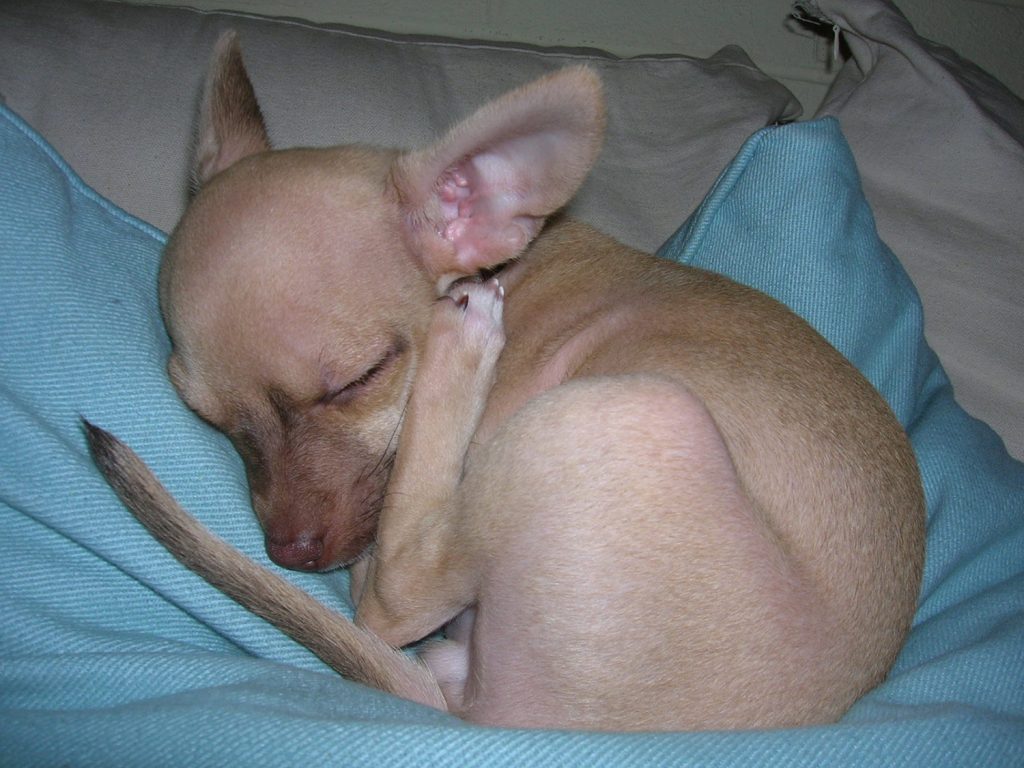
[
  {"left": 812, "top": 0, "right": 1024, "bottom": 459},
  {"left": 0, "top": 0, "right": 799, "bottom": 253}
]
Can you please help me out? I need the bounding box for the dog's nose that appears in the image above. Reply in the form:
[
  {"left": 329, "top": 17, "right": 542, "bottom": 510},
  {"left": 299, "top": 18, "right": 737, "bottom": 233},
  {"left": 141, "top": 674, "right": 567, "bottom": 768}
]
[{"left": 265, "top": 533, "right": 324, "bottom": 571}]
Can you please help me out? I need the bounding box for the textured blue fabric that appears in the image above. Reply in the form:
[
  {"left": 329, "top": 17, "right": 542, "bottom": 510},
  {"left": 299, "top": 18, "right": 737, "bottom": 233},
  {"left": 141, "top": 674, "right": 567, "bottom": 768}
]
[{"left": 1, "top": 104, "right": 1021, "bottom": 766}]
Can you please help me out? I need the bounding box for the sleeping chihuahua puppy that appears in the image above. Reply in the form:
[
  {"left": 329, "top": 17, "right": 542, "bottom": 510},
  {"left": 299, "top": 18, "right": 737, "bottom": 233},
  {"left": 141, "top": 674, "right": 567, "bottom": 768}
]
[{"left": 88, "top": 32, "right": 924, "bottom": 731}]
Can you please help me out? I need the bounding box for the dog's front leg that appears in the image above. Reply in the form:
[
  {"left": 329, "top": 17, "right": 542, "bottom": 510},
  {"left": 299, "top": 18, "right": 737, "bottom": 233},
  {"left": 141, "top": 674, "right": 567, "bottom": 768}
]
[{"left": 354, "top": 278, "right": 505, "bottom": 647}]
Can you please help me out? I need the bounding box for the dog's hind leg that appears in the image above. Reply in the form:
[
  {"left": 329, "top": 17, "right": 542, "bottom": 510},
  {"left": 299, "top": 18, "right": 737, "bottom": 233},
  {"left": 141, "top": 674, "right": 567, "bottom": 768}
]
[{"left": 447, "top": 375, "right": 842, "bottom": 730}]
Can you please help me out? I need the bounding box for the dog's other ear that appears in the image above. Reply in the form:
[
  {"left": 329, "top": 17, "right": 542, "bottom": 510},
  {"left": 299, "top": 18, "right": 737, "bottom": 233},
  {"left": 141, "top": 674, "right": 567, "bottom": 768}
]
[
  {"left": 391, "top": 67, "right": 605, "bottom": 285},
  {"left": 194, "top": 31, "right": 271, "bottom": 187}
]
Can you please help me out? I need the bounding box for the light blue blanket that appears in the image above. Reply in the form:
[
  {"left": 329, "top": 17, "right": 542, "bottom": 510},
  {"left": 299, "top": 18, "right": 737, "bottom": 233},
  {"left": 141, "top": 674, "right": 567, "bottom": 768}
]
[{"left": 1, "top": 103, "right": 1021, "bottom": 766}]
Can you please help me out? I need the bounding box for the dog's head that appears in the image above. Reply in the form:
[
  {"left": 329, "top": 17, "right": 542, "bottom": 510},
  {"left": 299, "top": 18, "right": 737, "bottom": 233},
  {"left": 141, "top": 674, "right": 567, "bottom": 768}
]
[{"left": 162, "top": 32, "right": 605, "bottom": 571}]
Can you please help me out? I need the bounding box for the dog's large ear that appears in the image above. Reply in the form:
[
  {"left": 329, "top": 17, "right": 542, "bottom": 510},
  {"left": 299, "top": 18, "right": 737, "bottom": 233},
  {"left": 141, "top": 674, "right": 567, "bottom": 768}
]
[
  {"left": 390, "top": 67, "right": 605, "bottom": 285},
  {"left": 194, "top": 31, "right": 271, "bottom": 187}
]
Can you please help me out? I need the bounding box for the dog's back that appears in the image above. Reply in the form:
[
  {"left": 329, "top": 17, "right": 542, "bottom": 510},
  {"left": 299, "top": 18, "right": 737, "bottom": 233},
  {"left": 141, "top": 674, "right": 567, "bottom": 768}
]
[{"left": 400, "top": 218, "right": 925, "bottom": 728}]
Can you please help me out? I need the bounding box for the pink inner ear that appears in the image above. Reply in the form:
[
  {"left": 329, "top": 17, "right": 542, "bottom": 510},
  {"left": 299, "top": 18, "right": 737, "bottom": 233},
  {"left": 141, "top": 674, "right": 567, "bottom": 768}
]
[
  {"left": 393, "top": 66, "right": 605, "bottom": 279},
  {"left": 436, "top": 142, "right": 554, "bottom": 271}
]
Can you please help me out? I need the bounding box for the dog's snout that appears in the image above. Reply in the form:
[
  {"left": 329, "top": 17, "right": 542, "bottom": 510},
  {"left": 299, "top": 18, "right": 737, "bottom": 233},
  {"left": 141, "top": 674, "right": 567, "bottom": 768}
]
[{"left": 266, "top": 533, "right": 324, "bottom": 571}]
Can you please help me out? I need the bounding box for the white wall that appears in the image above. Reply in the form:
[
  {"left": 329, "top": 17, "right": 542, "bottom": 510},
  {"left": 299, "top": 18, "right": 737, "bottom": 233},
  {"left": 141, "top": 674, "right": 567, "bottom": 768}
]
[{"left": 128, "top": 0, "right": 1023, "bottom": 114}]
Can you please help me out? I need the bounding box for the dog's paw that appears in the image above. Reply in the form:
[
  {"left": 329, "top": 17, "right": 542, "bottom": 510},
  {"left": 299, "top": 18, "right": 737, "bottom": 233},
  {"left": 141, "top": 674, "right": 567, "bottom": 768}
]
[
  {"left": 430, "top": 277, "right": 506, "bottom": 376},
  {"left": 405, "top": 277, "right": 505, "bottom": 449}
]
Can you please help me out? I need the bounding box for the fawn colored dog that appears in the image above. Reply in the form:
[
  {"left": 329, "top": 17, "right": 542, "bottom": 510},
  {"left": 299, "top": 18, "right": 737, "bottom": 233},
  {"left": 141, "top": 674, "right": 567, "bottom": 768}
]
[{"left": 88, "top": 32, "right": 924, "bottom": 731}]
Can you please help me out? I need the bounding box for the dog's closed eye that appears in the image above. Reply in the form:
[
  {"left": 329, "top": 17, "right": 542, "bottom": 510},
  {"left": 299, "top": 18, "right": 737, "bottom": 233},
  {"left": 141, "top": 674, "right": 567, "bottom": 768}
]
[{"left": 320, "top": 348, "right": 399, "bottom": 408}]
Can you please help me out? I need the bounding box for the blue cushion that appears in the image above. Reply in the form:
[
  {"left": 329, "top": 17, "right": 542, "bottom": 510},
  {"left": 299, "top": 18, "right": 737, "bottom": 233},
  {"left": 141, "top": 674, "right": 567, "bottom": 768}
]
[{"left": 1, "top": 103, "right": 1021, "bottom": 765}]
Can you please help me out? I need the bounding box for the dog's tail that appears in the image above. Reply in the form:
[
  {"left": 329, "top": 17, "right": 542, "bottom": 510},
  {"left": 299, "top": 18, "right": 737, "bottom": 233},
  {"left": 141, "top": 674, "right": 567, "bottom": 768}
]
[{"left": 83, "top": 419, "right": 447, "bottom": 711}]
